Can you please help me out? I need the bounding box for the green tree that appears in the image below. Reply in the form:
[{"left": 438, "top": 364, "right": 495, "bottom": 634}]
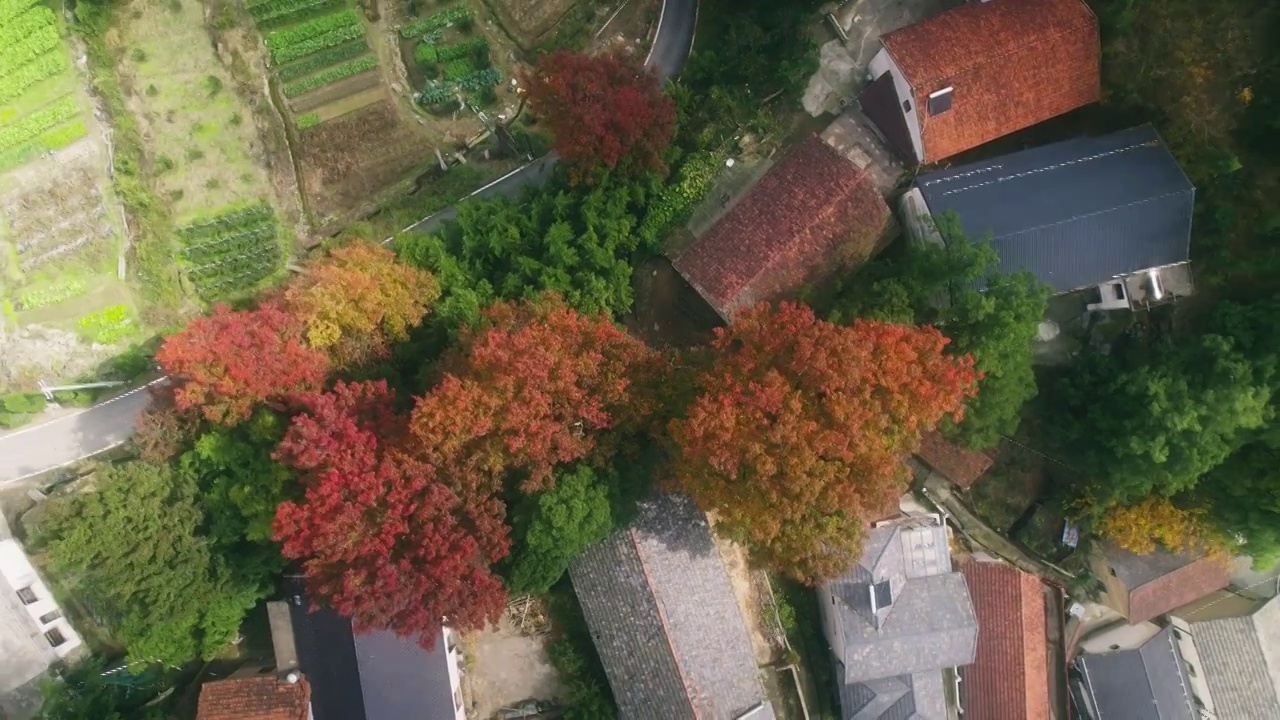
[
  {"left": 508, "top": 465, "right": 616, "bottom": 595},
  {"left": 828, "top": 213, "right": 1050, "bottom": 449},
  {"left": 1199, "top": 438, "right": 1280, "bottom": 564},
  {"left": 35, "top": 658, "right": 173, "bottom": 720},
  {"left": 34, "top": 461, "right": 264, "bottom": 665},
  {"left": 396, "top": 170, "right": 655, "bottom": 331},
  {"left": 179, "top": 409, "right": 293, "bottom": 587}
]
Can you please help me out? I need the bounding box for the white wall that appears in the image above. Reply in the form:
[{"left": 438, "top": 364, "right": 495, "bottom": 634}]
[
  {"left": 1168, "top": 616, "right": 1216, "bottom": 717},
  {"left": 868, "top": 48, "right": 924, "bottom": 163},
  {"left": 0, "top": 539, "right": 82, "bottom": 660},
  {"left": 441, "top": 626, "right": 466, "bottom": 720}
]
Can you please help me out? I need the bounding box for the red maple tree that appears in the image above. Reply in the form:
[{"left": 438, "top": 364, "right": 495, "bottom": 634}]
[
  {"left": 273, "top": 381, "right": 508, "bottom": 644},
  {"left": 519, "top": 51, "right": 676, "bottom": 182},
  {"left": 156, "top": 303, "right": 329, "bottom": 426},
  {"left": 667, "top": 303, "right": 979, "bottom": 582},
  {"left": 409, "top": 296, "right": 661, "bottom": 495}
]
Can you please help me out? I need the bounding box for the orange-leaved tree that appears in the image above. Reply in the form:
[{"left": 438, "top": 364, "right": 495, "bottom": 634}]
[
  {"left": 668, "top": 302, "right": 979, "bottom": 582},
  {"left": 519, "top": 51, "right": 676, "bottom": 183},
  {"left": 409, "top": 295, "right": 662, "bottom": 496},
  {"left": 281, "top": 241, "right": 440, "bottom": 367},
  {"left": 1097, "top": 496, "right": 1230, "bottom": 558},
  {"left": 156, "top": 303, "right": 329, "bottom": 426},
  {"left": 273, "top": 381, "right": 509, "bottom": 647}
]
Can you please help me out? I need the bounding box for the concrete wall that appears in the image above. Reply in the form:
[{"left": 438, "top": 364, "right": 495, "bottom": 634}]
[
  {"left": 817, "top": 584, "right": 847, "bottom": 680},
  {"left": 1167, "top": 615, "right": 1217, "bottom": 718},
  {"left": 1078, "top": 619, "right": 1161, "bottom": 655},
  {"left": 869, "top": 48, "right": 924, "bottom": 162},
  {"left": 0, "top": 539, "right": 81, "bottom": 693},
  {"left": 442, "top": 626, "right": 466, "bottom": 720}
]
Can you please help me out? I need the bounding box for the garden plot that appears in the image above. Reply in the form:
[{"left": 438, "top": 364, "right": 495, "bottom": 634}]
[
  {"left": 0, "top": 0, "right": 128, "bottom": 337},
  {"left": 177, "top": 203, "right": 283, "bottom": 301},
  {"left": 115, "top": 0, "right": 277, "bottom": 225},
  {"left": 399, "top": 3, "right": 503, "bottom": 109}
]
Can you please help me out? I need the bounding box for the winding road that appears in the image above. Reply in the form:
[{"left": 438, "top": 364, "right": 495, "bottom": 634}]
[{"left": 0, "top": 0, "right": 699, "bottom": 484}]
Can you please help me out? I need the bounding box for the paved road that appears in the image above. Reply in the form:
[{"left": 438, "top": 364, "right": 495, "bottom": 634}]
[
  {"left": 0, "top": 1, "right": 700, "bottom": 484},
  {"left": 406, "top": 0, "right": 698, "bottom": 235},
  {"left": 0, "top": 380, "right": 164, "bottom": 484}
]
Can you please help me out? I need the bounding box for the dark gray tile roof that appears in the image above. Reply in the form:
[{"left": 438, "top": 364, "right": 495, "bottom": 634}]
[
  {"left": 828, "top": 521, "right": 977, "bottom": 683},
  {"left": 916, "top": 125, "right": 1194, "bottom": 293},
  {"left": 353, "top": 629, "right": 458, "bottom": 720},
  {"left": 569, "top": 494, "right": 772, "bottom": 720},
  {"left": 1077, "top": 628, "right": 1195, "bottom": 720},
  {"left": 839, "top": 672, "right": 947, "bottom": 720},
  {"left": 1189, "top": 595, "right": 1280, "bottom": 718}
]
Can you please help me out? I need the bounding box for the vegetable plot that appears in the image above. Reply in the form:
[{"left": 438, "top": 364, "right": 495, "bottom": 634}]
[
  {"left": 282, "top": 55, "right": 376, "bottom": 97},
  {"left": 178, "top": 204, "right": 283, "bottom": 300}
]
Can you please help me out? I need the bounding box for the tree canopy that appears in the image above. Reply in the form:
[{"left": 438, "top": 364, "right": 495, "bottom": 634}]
[
  {"left": 507, "top": 464, "right": 616, "bottom": 595},
  {"left": 520, "top": 51, "right": 676, "bottom": 182},
  {"left": 34, "top": 461, "right": 264, "bottom": 665},
  {"left": 828, "top": 213, "right": 1049, "bottom": 449},
  {"left": 281, "top": 241, "right": 441, "bottom": 368},
  {"left": 668, "top": 302, "right": 978, "bottom": 581},
  {"left": 273, "top": 381, "right": 509, "bottom": 645},
  {"left": 156, "top": 303, "right": 329, "bottom": 425}
]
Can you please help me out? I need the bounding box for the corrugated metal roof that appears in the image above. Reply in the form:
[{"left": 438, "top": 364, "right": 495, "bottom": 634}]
[{"left": 916, "top": 125, "right": 1194, "bottom": 292}]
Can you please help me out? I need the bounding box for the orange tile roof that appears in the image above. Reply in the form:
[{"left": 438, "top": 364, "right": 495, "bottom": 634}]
[
  {"left": 917, "top": 431, "right": 993, "bottom": 488},
  {"left": 961, "top": 560, "right": 1051, "bottom": 720},
  {"left": 1128, "top": 557, "right": 1231, "bottom": 624},
  {"left": 672, "top": 135, "right": 892, "bottom": 320},
  {"left": 196, "top": 675, "right": 311, "bottom": 720},
  {"left": 880, "top": 0, "right": 1100, "bottom": 163}
]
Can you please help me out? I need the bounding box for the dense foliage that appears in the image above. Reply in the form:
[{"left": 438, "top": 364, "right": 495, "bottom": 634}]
[
  {"left": 668, "top": 303, "right": 978, "bottom": 581},
  {"left": 507, "top": 464, "right": 616, "bottom": 595},
  {"left": 34, "top": 462, "right": 264, "bottom": 665},
  {"left": 396, "top": 171, "right": 658, "bottom": 330},
  {"left": 521, "top": 52, "right": 676, "bottom": 182},
  {"left": 827, "top": 214, "right": 1050, "bottom": 449}
]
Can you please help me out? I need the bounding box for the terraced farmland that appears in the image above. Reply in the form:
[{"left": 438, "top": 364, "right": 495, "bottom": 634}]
[
  {"left": 0, "top": 3, "right": 122, "bottom": 312},
  {"left": 248, "top": 0, "right": 437, "bottom": 225},
  {"left": 401, "top": 3, "right": 503, "bottom": 109}
]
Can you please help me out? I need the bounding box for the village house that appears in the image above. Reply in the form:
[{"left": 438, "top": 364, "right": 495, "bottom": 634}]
[
  {"left": 1093, "top": 543, "right": 1230, "bottom": 626},
  {"left": 671, "top": 134, "right": 893, "bottom": 322},
  {"left": 961, "top": 559, "right": 1053, "bottom": 719},
  {"left": 915, "top": 431, "right": 994, "bottom": 490},
  {"left": 818, "top": 513, "right": 977, "bottom": 719},
  {"left": 0, "top": 534, "right": 82, "bottom": 700},
  {"left": 858, "top": 0, "right": 1100, "bottom": 166},
  {"left": 196, "top": 602, "right": 312, "bottom": 720},
  {"left": 570, "top": 494, "right": 774, "bottom": 720},
  {"left": 1072, "top": 627, "right": 1197, "bottom": 720},
  {"left": 902, "top": 125, "right": 1197, "bottom": 310},
  {"left": 1168, "top": 593, "right": 1280, "bottom": 719}
]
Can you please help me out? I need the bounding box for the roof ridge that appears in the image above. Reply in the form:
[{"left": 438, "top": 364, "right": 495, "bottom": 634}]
[
  {"left": 925, "top": 139, "right": 1157, "bottom": 195},
  {"left": 889, "top": 8, "right": 1097, "bottom": 88},
  {"left": 628, "top": 527, "right": 699, "bottom": 719}
]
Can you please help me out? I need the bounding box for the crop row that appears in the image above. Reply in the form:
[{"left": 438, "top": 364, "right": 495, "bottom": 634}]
[
  {"left": 0, "top": 6, "right": 55, "bottom": 48},
  {"left": 0, "top": 96, "right": 80, "bottom": 153},
  {"left": 0, "top": 120, "right": 85, "bottom": 173},
  {"left": 17, "top": 278, "right": 88, "bottom": 311},
  {"left": 249, "top": 0, "right": 333, "bottom": 23},
  {"left": 399, "top": 5, "right": 468, "bottom": 38},
  {"left": 265, "top": 8, "right": 357, "bottom": 52},
  {"left": 0, "top": 51, "right": 68, "bottom": 105},
  {"left": 283, "top": 55, "right": 376, "bottom": 97},
  {"left": 0, "top": 23, "right": 59, "bottom": 78},
  {"left": 178, "top": 203, "right": 274, "bottom": 240},
  {"left": 272, "top": 24, "right": 365, "bottom": 65},
  {"left": 413, "top": 36, "right": 487, "bottom": 65},
  {"left": 78, "top": 305, "right": 134, "bottom": 344},
  {"left": 417, "top": 68, "right": 500, "bottom": 105},
  {"left": 182, "top": 225, "right": 277, "bottom": 263},
  {"left": 192, "top": 255, "right": 281, "bottom": 299},
  {"left": 275, "top": 39, "right": 368, "bottom": 81},
  {"left": 0, "top": 0, "right": 36, "bottom": 25}
]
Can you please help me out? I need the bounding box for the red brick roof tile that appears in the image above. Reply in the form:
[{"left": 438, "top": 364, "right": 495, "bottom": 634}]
[
  {"left": 196, "top": 675, "right": 311, "bottom": 720},
  {"left": 917, "top": 431, "right": 994, "bottom": 488},
  {"left": 961, "top": 561, "right": 1051, "bottom": 720},
  {"left": 672, "top": 135, "right": 891, "bottom": 320},
  {"left": 881, "top": 0, "right": 1100, "bottom": 163},
  {"left": 1127, "top": 557, "right": 1231, "bottom": 624}
]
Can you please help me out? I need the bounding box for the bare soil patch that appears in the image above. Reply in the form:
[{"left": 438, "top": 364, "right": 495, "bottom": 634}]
[
  {"left": 487, "top": 0, "right": 581, "bottom": 42},
  {"left": 289, "top": 70, "right": 384, "bottom": 114},
  {"left": 461, "top": 601, "right": 564, "bottom": 720},
  {"left": 625, "top": 256, "right": 721, "bottom": 349},
  {"left": 312, "top": 85, "right": 388, "bottom": 122},
  {"left": 296, "top": 101, "right": 436, "bottom": 225}
]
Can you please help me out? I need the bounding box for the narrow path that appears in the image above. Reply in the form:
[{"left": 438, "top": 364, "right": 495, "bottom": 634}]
[{"left": 921, "top": 472, "right": 1076, "bottom": 588}]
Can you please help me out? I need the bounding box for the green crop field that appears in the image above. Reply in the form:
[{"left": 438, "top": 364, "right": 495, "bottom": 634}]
[{"left": 178, "top": 203, "right": 284, "bottom": 300}]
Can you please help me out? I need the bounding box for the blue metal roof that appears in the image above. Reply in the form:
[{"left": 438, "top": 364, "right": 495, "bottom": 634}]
[{"left": 916, "top": 125, "right": 1195, "bottom": 293}]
